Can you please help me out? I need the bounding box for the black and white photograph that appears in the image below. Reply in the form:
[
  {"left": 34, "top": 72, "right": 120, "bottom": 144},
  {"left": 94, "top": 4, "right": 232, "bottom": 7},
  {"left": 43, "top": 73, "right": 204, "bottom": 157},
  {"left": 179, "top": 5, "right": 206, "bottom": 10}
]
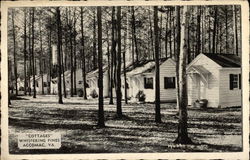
[{"left": 1, "top": 1, "right": 249, "bottom": 159}]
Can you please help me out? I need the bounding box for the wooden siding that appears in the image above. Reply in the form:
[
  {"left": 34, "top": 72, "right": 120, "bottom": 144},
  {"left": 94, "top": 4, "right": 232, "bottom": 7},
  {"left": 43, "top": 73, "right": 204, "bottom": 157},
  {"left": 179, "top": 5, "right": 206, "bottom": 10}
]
[
  {"left": 159, "top": 59, "right": 176, "bottom": 102},
  {"left": 219, "top": 69, "right": 241, "bottom": 107}
]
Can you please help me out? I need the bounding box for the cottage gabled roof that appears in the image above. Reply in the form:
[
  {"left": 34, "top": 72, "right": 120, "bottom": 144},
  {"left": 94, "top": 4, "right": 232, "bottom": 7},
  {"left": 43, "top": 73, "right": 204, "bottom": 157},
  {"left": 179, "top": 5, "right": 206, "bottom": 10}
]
[
  {"left": 126, "top": 58, "right": 174, "bottom": 76},
  {"left": 203, "top": 53, "right": 241, "bottom": 68}
]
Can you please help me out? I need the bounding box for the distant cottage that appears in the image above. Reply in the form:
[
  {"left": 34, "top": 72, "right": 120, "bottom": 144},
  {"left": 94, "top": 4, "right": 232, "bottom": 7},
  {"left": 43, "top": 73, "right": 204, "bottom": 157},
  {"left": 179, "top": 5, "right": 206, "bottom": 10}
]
[
  {"left": 187, "top": 53, "right": 241, "bottom": 108},
  {"left": 30, "top": 74, "right": 50, "bottom": 94},
  {"left": 86, "top": 66, "right": 109, "bottom": 98}
]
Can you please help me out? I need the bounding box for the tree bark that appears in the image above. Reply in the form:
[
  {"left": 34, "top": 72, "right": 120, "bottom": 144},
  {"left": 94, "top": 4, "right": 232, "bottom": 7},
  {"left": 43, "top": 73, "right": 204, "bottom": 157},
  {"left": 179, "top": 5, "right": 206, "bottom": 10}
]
[
  {"left": 81, "top": 7, "right": 87, "bottom": 100},
  {"left": 196, "top": 6, "right": 201, "bottom": 57},
  {"left": 73, "top": 11, "right": 77, "bottom": 95},
  {"left": 154, "top": 6, "right": 161, "bottom": 123},
  {"left": 93, "top": 9, "right": 97, "bottom": 70},
  {"left": 39, "top": 13, "right": 44, "bottom": 95},
  {"left": 169, "top": 8, "right": 172, "bottom": 58},
  {"left": 48, "top": 16, "right": 52, "bottom": 95},
  {"left": 97, "top": 6, "right": 105, "bottom": 127},
  {"left": 28, "top": 9, "right": 32, "bottom": 96},
  {"left": 116, "top": 6, "right": 122, "bottom": 118},
  {"left": 233, "top": 5, "right": 238, "bottom": 56},
  {"left": 212, "top": 6, "right": 217, "bottom": 54},
  {"left": 31, "top": 8, "right": 36, "bottom": 98},
  {"left": 123, "top": 11, "right": 128, "bottom": 104},
  {"left": 11, "top": 10, "right": 18, "bottom": 96},
  {"left": 23, "top": 9, "right": 27, "bottom": 95},
  {"left": 225, "top": 6, "right": 228, "bottom": 54},
  {"left": 159, "top": 14, "right": 163, "bottom": 59},
  {"left": 61, "top": 41, "right": 67, "bottom": 98},
  {"left": 149, "top": 9, "right": 154, "bottom": 59},
  {"left": 165, "top": 9, "right": 169, "bottom": 58},
  {"left": 109, "top": 7, "right": 115, "bottom": 105},
  {"left": 175, "top": 6, "right": 181, "bottom": 112},
  {"left": 131, "top": 6, "right": 139, "bottom": 63},
  {"left": 56, "top": 7, "right": 63, "bottom": 104},
  {"left": 69, "top": 13, "right": 74, "bottom": 97},
  {"left": 174, "top": 6, "right": 192, "bottom": 144}
]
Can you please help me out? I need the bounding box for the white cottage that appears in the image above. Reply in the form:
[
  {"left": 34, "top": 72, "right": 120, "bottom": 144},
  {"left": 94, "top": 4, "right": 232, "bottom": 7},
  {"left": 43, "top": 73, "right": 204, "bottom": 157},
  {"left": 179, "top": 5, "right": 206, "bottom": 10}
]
[
  {"left": 86, "top": 66, "right": 109, "bottom": 98},
  {"left": 51, "top": 69, "right": 91, "bottom": 95},
  {"left": 187, "top": 53, "right": 241, "bottom": 108},
  {"left": 30, "top": 74, "right": 50, "bottom": 94},
  {"left": 127, "top": 58, "right": 177, "bottom": 102}
]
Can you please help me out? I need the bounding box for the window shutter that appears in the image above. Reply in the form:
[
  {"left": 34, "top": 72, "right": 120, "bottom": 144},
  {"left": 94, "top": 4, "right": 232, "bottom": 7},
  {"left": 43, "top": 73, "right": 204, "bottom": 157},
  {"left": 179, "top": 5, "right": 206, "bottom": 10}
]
[
  {"left": 229, "top": 74, "right": 234, "bottom": 90},
  {"left": 173, "top": 77, "right": 176, "bottom": 88},
  {"left": 164, "top": 77, "right": 167, "bottom": 89},
  {"left": 239, "top": 74, "right": 241, "bottom": 89}
]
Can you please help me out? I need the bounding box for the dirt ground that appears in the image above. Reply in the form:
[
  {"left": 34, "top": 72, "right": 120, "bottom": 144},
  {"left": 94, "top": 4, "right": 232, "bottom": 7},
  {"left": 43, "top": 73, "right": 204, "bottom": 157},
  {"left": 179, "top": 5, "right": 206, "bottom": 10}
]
[{"left": 8, "top": 95, "right": 242, "bottom": 154}]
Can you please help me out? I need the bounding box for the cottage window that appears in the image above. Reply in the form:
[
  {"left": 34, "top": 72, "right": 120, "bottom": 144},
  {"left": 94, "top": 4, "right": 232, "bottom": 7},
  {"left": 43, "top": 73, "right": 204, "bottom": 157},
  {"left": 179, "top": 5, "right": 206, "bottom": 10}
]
[
  {"left": 85, "top": 82, "right": 90, "bottom": 88},
  {"left": 144, "top": 77, "right": 153, "bottom": 89},
  {"left": 78, "top": 81, "right": 83, "bottom": 84},
  {"left": 229, "top": 74, "right": 241, "bottom": 90},
  {"left": 36, "top": 81, "right": 39, "bottom": 87},
  {"left": 164, "top": 77, "right": 176, "bottom": 89},
  {"left": 43, "top": 82, "right": 47, "bottom": 87}
]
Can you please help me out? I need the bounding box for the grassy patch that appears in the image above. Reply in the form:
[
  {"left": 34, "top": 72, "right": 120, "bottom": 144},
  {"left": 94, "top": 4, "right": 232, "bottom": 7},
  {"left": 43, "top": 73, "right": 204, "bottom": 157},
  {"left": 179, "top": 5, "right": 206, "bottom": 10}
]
[{"left": 8, "top": 95, "right": 242, "bottom": 154}]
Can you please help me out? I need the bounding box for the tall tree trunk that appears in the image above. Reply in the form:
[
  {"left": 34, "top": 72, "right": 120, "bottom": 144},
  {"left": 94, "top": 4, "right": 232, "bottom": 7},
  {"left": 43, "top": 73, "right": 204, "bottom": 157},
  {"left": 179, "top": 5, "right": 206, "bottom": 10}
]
[
  {"left": 61, "top": 42, "right": 67, "bottom": 98},
  {"left": 31, "top": 8, "right": 36, "bottom": 98},
  {"left": 225, "top": 6, "right": 228, "bottom": 54},
  {"left": 208, "top": 7, "right": 211, "bottom": 53},
  {"left": 93, "top": 9, "right": 97, "bottom": 70},
  {"left": 212, "top": 6, "right": 217, "bottom": 54},
  {"left": 11, "top": 10, "right": 18, "bottom": 96},
  {"left": 109, "top": 7, "right": 115, "bottom": 105},
  {"left": 8, "top": 60, "right": 12, "bottom": 104},
  {"left": 39, "top": 13, "right": 44, "bottom": 95},
  {"left": 169, "top": 8, "right": 172, "bottom": 58},
  {"left": 149, "top": 9, "right": 154, "bottom": 59},
  {"left": 154, "top": 6, "right": 161, "bottom": 123},
  {"left": 28, "top": 10, "right": 32, "bottom": 96},
  {"left": 233, "top": 5, "right": 238, "bottom": 56},
  {"left": 175, "top": 6, "right": 181, "bottom": 112},
  {"left": 174, "top": 6, "right": 192, "bottom": 144},
  {"left": 201, "top": 7, "right": 205, "bottom": 53},
  {"left": 23, "top": 9, "right": 27, "bottom": 95},
  {"left": 165, "top": 9, "right": 169, "bottom": 58},
  {"left": 56, "top": 7, "right": 63, "bottom": 104},
  {"left": 81, "top": 7, "right": 87, "bottom": 100},
  {"left": 196, "top": 6, "right": 201, "bottom": 56},
  {"left": 69, "top": 18, "right": 74, "bottom": 97},
  {"left": 97, "top": 6, "right": 105, "bottom": 127},
  {"left": 48, "top": 16, "right": 52, "bottom": 94},
  {"left": 131, "top": 6, "right": 139, "bottom": 63},
  {"left": 173, "top": 8, "right": 176, "bottom": 59},
  {"left": 116, "top": 6, "right": 122, "bottom": 118},
  {"left": 159, "top": 14, "right": 163, "bottom": 59},
  {"left": 73, "top": 11, "right": 77, "bottom": 95},
  {"left": 123, "top": 11, "right": 128, "bottom": 104},
  {"left": 107, "top": 23, "right": 111, "bottom": 98}
]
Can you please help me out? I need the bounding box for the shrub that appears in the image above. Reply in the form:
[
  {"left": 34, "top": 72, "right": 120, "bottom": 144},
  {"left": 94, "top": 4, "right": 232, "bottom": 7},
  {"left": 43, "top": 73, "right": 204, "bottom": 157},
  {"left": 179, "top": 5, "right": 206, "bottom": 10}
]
[
  {"left": 136, "top": 90, "right": 146, "bottom": 102},
  {"left": 78, "top": 89, "right": 83, "bottom": 97},
  {"left": 19, "top": 87, "right": 25, "bottom": 91},
  {"left": 90, "top": 89, "right": 98, "bottom": 98}
]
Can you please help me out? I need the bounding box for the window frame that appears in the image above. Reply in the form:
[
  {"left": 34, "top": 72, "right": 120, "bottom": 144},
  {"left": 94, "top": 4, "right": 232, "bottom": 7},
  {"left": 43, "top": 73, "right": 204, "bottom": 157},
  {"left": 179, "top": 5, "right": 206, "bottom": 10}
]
[
  {"left": 164, "top": 77, "right": 176, "bottom": 89},
  {"left": 144, "top": 77, "right": 153, "bottom": 89}
]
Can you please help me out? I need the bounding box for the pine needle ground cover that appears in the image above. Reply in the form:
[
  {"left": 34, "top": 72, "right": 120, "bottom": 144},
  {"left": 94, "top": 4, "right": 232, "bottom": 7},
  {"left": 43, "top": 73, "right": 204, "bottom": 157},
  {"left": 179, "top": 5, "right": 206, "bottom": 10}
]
[{"left": 8, "top": 95, "right": 242, "bottom": 154}]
